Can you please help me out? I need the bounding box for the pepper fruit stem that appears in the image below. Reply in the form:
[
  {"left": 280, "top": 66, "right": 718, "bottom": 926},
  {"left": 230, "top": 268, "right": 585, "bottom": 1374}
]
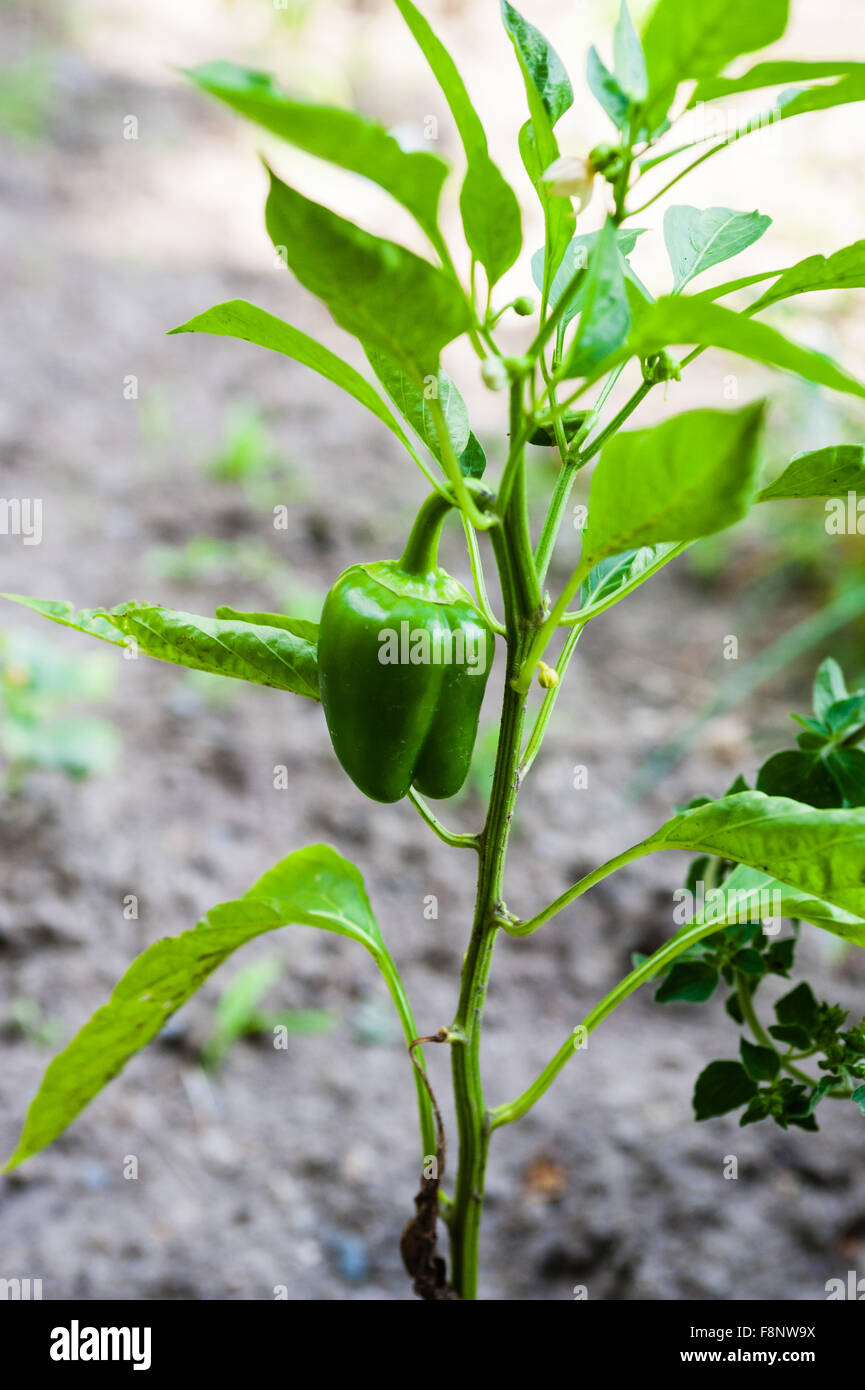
[
  {"left": 398, "top": 491, "right": 456, "bottom": 576},
  {"left": 399, "top": 482, "right": 497, "bottom": 578}
]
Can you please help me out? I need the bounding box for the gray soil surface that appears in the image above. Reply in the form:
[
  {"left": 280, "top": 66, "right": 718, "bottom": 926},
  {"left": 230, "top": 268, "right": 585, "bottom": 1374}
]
[{"left": 1, "top": 0, "right": 864, "bottom": 1301}]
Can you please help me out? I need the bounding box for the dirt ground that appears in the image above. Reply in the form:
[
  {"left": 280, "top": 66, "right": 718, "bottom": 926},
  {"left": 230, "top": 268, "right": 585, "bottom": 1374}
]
[{"left": 2, "top": 0, "right": 865, "bottom": 1301}]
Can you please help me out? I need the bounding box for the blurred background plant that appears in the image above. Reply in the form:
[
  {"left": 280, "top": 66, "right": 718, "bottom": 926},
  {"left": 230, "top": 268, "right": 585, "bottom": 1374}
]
[
  {"left": 0, "top": 629, "right": 117, "bottom": 792},
  {"left": 200, "top": 956, "right": 333, "bottom": 1072}
]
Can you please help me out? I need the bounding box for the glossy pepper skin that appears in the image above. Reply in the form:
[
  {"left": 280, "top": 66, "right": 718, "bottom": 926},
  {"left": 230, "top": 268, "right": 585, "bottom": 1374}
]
[{"left": 318, "top": 493, "right": 494, "bottom": 803}]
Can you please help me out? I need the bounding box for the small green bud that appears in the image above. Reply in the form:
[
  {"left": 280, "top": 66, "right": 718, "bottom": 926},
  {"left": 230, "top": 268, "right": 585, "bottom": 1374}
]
[
  {"left": 512, "top": 296, "right": 535, "bottom": 317},
  {"left": 481, "top": 357, "right": 511, "bottom": 391}
]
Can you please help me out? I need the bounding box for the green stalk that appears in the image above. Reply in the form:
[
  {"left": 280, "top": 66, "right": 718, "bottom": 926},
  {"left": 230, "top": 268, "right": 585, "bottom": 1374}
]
[
  {"left": 374, "top": 946, "right": 438, "bottom": 1161},
  {"left": 448, "top": 666, "right": 527, "bottom": 1298},
  {"left": 490, "top": 915, "right": 731, "bottom": 1129},
  {"left": 447, "top": 408, "right": 536, "bottom": 1298}
]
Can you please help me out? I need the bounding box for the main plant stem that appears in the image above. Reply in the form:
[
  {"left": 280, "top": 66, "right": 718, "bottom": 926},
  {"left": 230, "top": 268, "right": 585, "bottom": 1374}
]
[
  {"left": 449, "top": 671, "right": 526, "bottom": 1299},
  {"left": 448, "top": 383, "right": 534, "bottom": 1298}
]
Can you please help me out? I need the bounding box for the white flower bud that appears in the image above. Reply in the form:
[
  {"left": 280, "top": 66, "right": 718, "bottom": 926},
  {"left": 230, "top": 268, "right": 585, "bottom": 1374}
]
[{"left": 540, "top": 155, "right": 595, "bottom": 210}]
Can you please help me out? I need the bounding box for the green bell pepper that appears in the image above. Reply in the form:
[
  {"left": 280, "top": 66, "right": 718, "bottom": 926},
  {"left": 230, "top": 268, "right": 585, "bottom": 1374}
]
[{"left": 318, "top": 491, "right": 494, "bottom": 803}]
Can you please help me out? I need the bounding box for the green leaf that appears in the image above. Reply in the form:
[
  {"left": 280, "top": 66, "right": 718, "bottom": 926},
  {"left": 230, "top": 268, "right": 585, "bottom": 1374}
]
[
  {"left": 654, "top": 960, "right": 718, "bottom": 1003},
  {"left": 852, "top": 1083, "right": 865, "bottom": 1115},
  {"left": 765, "top": 937, "right": 796, "bottom": 975},
  {"left": 459, "top": 153, "right": 524, "bottom": 286},
  {"left": 2, "top": 596, "right": 320, "bottom": 701},
  {"left": 213, "top": 607, "right": 319, "bottom": 643},
  {"left": 757, "top": 444, "right": 865, "bottom": 502},
  {"left": 500, "top": 1, "right": 573, "bottom": 124},
  {"left": 531, "top": 227, "right": 644, "bottom": 330},
  {"left": 814, "top": 657, "right": 849, "bottom": 720},
  {"left": 363, "top": 348, "right": 469, "bottom": 464},
  {"left": 587, "top": 295, "right": 865, "bottom": 401},
  {"left": 640, "top": 793, "right": 865, "bottom": 934},
  {"left": 580, "top": 543, "right": 679, "bottom": 613},
  {"left": 168, "top": 300, "right": 421, "bottom": 465},
  {"left": 3, "top": 845, "right": 382, "bottom": 1169},
  {"left": 502, "top": 2, "right": 574, "bottom": 276},
  {"left": 740, "top": 1037, "right": 780, "bottom": 1082},
  {"left": 707, "top": 863, "right": 865, "bottom": 950},
  {"left": 692, "top": 60, "right": 865, "bottom": 104},
  {"left": 730, "top": 947, "right": 765, "bottom": 976},
  {"left": 642, "top": 0, "right": 789, "bottom": 109},
  {"left": 560, "top": 218, "right": 631, "bottom": 378},
  {"left": 392, "top": 0, "right": 521, "bottom": 285},
  {"left": 774, "top": 981, "right": 819, "bottom": 1032},
  {"left": 613, "top": 1, "right": 648, "bottom": 102},
  {"left": 264, "top": 166, "right": 471, "bottom": 378},
  {"left": 457, "top": 432, "right": 487, "bottom": 480},
  {"left": 583, "top": 403, "right": 764, "bottom": 566},
  {"left": 749, "top": 239, "right": 865, "bottom": 314},
  {"left": 756, "top": 750, "right": 841, "bottom": 808},
  {"left": 664, "top": 205, "right": 771, "bottom": 291},
  {"left": 824, "top": 694, "right": 865, "bottom": 734},
  {"left": 827, "top": 749, "right": 865, "bottom": 808},
  {"left": 693, "top": 1059, "right": 758, "bottom": 1120},
  {"left": 587, "top": 46, "right": 631, "bottom": 127},
  {"left": 183, "top": 61, "right": 448, "bottom": 249},
  {"left": 768, "top": 1023, "right": 812, "bottom": 1049}
]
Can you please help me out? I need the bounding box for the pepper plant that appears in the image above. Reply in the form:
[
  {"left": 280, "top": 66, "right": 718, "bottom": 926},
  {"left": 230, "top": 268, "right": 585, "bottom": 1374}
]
[{"left": 6, "top": 0, "right": 865, "bottom": 1301}]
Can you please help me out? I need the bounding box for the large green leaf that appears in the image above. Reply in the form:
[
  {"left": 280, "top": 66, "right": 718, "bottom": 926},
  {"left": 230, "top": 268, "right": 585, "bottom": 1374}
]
[
  {"left": 184, "top": 61, "right": 447, "bottom": 249},
  {"left": 757, "top": 445, "right": 865, "bottom": 501},
  {"left": 583, "top": 404, "right": 764, "bottom": 565},
  {"left": 3, "top": 846, "right": 383, "bottom": 1169},
  {"left": 393, "top": 0, "right": 521, "bottom": 285},
  {"left": 2, "top": 596, "right": 320, "bottom": 701},
  {"left": 168, "top": 300, "right": 420, "bottom": 463},
  {"left": 643, "top": 792, "right": 865, "bottom": 924},
  {"left": 264, "top": 167, "right": 471, "bottom": 378},
  {"left": 583, "top": 295, "right": 865, "bottom": 400},
  {"left": 560, "top": 218, "right": 631, "bottom": 378},
  {"left": 692, "top": 60, "right": 865, "bottom": 104},
  {"left": 663, "top": 205, "right": 771, "bottom": 291},
  {"left": 642, "top": 0, "right": 789, "bottom": 110},
  {"left": 748, "top": 240, "right": 865, "bottom": 314}
]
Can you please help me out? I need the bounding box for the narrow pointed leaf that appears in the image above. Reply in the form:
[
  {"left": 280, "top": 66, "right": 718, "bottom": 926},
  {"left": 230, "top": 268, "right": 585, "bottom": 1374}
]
[
  {"left": 500, "top": 1, "right": 573, "bottom": 124},
  {"left": 587, "top": 46, "right": 630, "bottom": 126},
  {"left": 502, "top": 1, "right": 574, "bottom": 274},
  {"left": 3, "top": 846, "right": 382, "bottom": 1169},
  {"left": 613, "top": 2, "right": 648, "bottom": 101},
  {"left": 168, "top": 300, "right": 420, "bottom": 463},
  {"left": 393, "top": 0, "right": 521, "bottom": 284},
  {"left": 749, "top": 239, "right": 865, "bottom": 313},
  {"left": 184, "top": 61, "right": 448, "bottom": 247},
  {"left": 693, "top": 60, "right": 865, "bottom": 104},
  {"left": 560, "top": 218, "right": 631, "bottom": 377},
  {"left": 2, "top": 596, "right": 320, "bottom": 701},
  {"left": 582, "top": 295, "right": 865, "bottom": 401}
]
